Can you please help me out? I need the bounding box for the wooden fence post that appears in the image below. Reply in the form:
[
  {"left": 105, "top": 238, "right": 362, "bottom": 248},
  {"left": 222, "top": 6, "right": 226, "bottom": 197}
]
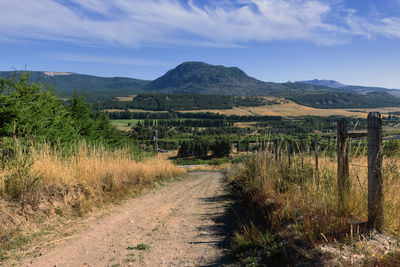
[
  {"left": 367, "top": 112, "right": 383, "bottom": 230},
  {"left": 274, "top": 140, "right": 278, "bottom": 162},
  {"left": 314, "top": 137, "right": 319, "bottom": 185},
  {"left": 288, "top": 142, "right": 291, "bottom": 166},
  {"left": 337, "top": 119, "right": 350, "bottom": 208}
]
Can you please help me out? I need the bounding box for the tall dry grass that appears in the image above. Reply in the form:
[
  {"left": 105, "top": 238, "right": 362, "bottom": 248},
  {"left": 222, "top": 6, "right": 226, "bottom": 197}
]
[
  {"left": 1, "top": 141, "right": 186, "bottom": 206},
  {"left": 0, "top": 142, "right": 185, "bottom": 259},
  {"left": 228, "top": 149, "right": 400, "bottom": 264}
]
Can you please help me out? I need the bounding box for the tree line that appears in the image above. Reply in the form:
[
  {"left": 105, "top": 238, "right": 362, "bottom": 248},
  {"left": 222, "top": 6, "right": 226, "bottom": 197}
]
[
  {"left": 137, "top": 119, "right": 233, "bottom": 128},
  {"left": 102, "top": 94, "right": 271, "bottom": 111},
  {"left": 177, "top": 137, "right": 232, "bottom": 158}
]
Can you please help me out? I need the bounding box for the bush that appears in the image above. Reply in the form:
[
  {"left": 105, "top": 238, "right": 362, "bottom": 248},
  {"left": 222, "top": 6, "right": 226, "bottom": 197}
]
[
  {"left": 212, "top": 137, "right": 232, "bottom": 158},
  {"left": 177, "top": 138, "right": 209, "bottom": 158}
]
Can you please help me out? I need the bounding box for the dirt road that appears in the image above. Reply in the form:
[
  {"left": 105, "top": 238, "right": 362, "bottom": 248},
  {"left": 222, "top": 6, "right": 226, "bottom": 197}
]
[{"left": 22, "top": 171, "right": 233, "bottom": 267}]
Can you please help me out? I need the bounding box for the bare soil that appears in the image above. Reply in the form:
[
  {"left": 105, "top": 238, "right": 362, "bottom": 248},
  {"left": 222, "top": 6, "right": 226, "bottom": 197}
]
[{"left": 20, "top": 171, "right": 233, "bottom": 267}]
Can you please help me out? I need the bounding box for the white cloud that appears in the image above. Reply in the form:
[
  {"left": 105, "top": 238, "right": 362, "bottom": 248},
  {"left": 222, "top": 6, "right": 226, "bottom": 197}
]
[
  {"left": 0, "top": 0, "right": 399, "bottom": 47},
  {"left": 377, "top": 17, "right": 400, "bottom": 38}
]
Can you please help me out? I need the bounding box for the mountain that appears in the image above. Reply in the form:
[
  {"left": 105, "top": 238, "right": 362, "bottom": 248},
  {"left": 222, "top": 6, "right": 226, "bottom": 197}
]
[
  {"left": 2, "top": 63, "right": 400, "bottom": 108},
  {"left": 298, "top": 79, "right": 400, "bottom": 97},
  {"left": 0, "top": 71, "right": 150, "bottom": 102},
  {"left": 296, "top": 79, "right": 347, "bottom": 88},
  {"left": 143, "top": 62, "right": 288, "bottom": 96},
  {"left": 142, "top": 62, "right": 400, "bottom": 108}
]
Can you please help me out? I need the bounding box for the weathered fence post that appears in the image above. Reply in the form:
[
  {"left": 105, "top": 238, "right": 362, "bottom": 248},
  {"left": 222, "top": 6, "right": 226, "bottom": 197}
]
[
  {"left": 367, "top": 112, "right": 383, "bottom": 230},
  {"left": 155, "top": 129, "right": 159, "bottom": 156},
  {"left": 337, "top": 119, "right": 350, "bottom": 208},
  {"left": 288, "top": 142, "right": 292, "bottom": 166},
  {"left": 274, "top": 140, "right": 278, "bottom": 162},
  {"left": 314, "top": 137, "right": 319, "bottom": 185}
]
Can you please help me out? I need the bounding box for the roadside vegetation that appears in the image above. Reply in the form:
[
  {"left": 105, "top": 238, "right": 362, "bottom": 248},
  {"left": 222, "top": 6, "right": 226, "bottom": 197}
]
[
  {"left": 227, "top": 146, "right": 400, "bottom": 266},
  {"left": 0, "top": 73, "right": 185, "bottom": 261}
]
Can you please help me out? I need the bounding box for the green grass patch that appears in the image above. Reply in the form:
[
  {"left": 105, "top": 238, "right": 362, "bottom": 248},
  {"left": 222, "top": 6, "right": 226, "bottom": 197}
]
[{"left": 126, "top": 243, "right": 150, "bottom": 251}]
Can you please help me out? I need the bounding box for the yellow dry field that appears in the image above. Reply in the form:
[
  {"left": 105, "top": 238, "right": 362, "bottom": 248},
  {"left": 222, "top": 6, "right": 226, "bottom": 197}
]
[
  {"left": 176, "top": 97, "right": 400, "bottom": 117},
  {"left": 180, "top": 101, "right": 400, "bottom": 118},
  {"left": 234, "top": 122, "right": 256, "bottom": 128},
  {"left": 104, "top": 96, "right": 400, "bottom": 118},
  {"left": 114, "top": 95, "right": 136, "bottom": 101}
]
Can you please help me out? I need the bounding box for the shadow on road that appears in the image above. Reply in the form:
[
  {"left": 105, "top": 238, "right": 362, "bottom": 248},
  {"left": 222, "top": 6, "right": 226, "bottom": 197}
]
[{"left": 196, "top": 192, "right": 238, "bottom": 267}]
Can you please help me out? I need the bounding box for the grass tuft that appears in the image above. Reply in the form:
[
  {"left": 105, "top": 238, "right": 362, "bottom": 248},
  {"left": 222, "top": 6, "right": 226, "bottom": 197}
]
[{"left": 126, "top": 243, "right": 150, "bottom": 251}]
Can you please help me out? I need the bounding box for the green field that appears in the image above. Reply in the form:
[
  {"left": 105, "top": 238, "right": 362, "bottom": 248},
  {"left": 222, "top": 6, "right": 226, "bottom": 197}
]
[{"left": 110, "top": 119, "right": 143, "bottom": 131}]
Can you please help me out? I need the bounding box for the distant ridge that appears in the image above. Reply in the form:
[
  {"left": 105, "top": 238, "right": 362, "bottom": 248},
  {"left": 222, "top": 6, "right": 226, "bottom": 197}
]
[
  {"left": 0, "top": 71, "right": 150, "bottom": 102},
  {"left": 2, "top": 62, "right": 400, "bottom": 108},
  {"left": 296, "top": 79, "right": 347, "bottom": 88},
  {"left": 297, "top": 79, "right": 400, "bottom": 97},
  {"left": 44, "top": 72, "right": 73, "bottom": 77}
]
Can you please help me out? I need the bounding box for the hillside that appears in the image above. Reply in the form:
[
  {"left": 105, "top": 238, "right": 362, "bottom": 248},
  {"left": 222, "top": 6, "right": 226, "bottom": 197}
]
[
  {"left": 0, "top": 71, "right": 150, "bottom": 102},
  {"left": 298, "top": 79, "right": 400, "bottom": 97},
  {"left": 3, "top": 63, "right": 400, "bottom": 108},
  {"left": 295, "top": 79, "right": 347, "bottom": 88},
  {"left": 143, "top": 61, "right": 286, "bottom": 95},
  {"left": 143, "top": 62, "right": 400, "bottom": 108},
  {"left": 282, "top": 90, "right": 400, "bottom": 109}
]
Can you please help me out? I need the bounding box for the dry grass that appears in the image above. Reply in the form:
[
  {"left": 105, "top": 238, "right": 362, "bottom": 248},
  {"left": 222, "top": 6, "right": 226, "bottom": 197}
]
[
  {"left": 228, "top": 150, "right": 400, "bottom": 265},
  {"left": 30, "top": 144, "right": 185, "bottom": 192},
  {"left": 180, "top": 100, "right": 368, "bottom": 117},
  {"left": 0, "top": 142, "right": 186, "bottom": 259},
  {"left": 114, "top": 95, "right": 136, "bottom": 101},
  {"left": 183, "top": 162, "right": 232, "bottom": 172},
  {"left": 102, "top": 97, "right": 400, "bottom": 118},
  {"left": 0, "top": 142, "right": 186, "bottom": 205}
]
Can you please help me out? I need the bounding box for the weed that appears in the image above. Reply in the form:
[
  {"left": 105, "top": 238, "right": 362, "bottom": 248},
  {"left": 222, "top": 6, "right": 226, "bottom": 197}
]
[
  {"left": 363, "top": 250, "right": 400, "bottom": 266},
  {"left": 127, "top": 243, "right": 150, "bottom": 251},
  {"left": 244, "top": 256, "right": 258, "bottom": 266},
  {"left": 135, "top": 243, "right": 151, "bottom": 250}
]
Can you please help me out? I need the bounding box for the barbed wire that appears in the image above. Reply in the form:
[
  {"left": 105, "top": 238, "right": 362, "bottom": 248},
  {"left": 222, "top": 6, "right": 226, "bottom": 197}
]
[
  {"left": 350, "top": 163, "right": 368, "bottom": 168},
  {"left": 350, "top": 162, "right": 368, "bottom": 201}
]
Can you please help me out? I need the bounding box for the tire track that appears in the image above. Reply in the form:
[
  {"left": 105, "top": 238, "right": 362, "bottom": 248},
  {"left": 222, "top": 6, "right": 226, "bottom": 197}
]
[{"left": 21, "top": 171, "right": 232, "bottom": 267}]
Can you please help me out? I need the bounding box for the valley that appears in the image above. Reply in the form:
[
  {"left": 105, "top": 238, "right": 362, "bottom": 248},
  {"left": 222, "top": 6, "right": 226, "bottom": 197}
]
[
  {"left": 2, "top": 64, "right": 400, "bottom": 266},
  {"left": 3, "top": 1, "right": 400, "bottom": 265}
]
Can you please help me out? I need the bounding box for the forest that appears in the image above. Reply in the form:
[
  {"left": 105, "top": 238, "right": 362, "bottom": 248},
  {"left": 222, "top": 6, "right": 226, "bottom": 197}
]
[{"left": 102, "top": 93, "right": 277, "bottom": 111}]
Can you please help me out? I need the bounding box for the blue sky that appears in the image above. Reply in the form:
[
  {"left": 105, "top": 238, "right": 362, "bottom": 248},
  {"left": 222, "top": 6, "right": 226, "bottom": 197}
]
[{"left": 1, "top": 0, "right": 400, "bottom": 88}]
